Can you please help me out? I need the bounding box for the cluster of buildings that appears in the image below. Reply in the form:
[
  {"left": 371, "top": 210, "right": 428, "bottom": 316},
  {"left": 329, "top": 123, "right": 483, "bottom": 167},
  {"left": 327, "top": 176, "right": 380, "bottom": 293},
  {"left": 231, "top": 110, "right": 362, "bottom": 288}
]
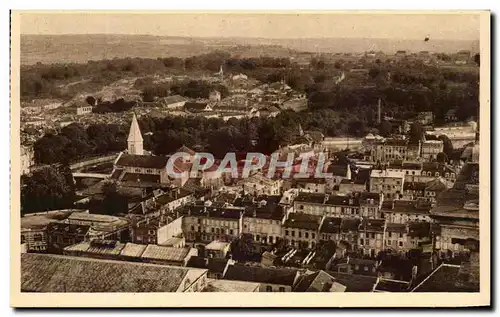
[{"left": 20, "top": 109, "right": 480, "bottom": 293}]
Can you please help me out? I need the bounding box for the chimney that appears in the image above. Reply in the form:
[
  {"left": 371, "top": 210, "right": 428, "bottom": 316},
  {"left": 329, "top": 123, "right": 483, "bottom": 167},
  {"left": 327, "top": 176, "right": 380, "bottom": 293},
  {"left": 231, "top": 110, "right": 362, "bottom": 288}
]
[{"left": 377, "top": 98, "right": 382, "bottom": 124}]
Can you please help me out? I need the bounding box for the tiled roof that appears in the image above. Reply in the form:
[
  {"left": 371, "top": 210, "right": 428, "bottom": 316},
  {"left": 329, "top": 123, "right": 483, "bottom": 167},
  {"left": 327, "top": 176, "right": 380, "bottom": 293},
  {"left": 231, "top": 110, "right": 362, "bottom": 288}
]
[
  {"left": 64, "top": 240, "right": 125, "bottom": 256},
  {"left": 224, "top": 264, "right": 298, "bottom": 286},
  {"left": 327, "top": 272, "right": 378, "bottom": 292},
  {"left": 293, "top": 270, "right": 346, "bottom": 292},
  {"left": 203, "top": 279, "right": 260, "bottom": 292},
  {"left": 386, "top": 223, "right": 407, "bottom": 233},
  {"left": 284, "top": 213, "right": 321, "bottom": 231},
  {"left": 116, "top": 154, "right": 169, "bottom": 169},
  {"left": 161, "top": 95, "right": 186, "bottom": 105},
  {"left": 374, "top": 278, "right": 410, "bottom": 292},
  {"left": 411, "top": 263, "right": 479, "bottom": 292},
  {"left": 21, "top": 253, "right": 200, "bottom": 292},
  {"left": 141, "top": 245, "right": 192, "bottom": 263},
  {"left": 319, "top": 217, "right": 342, "bottom": 233},
  {"left": 120, "top": 243, "right": 148, "bottom": 258}
]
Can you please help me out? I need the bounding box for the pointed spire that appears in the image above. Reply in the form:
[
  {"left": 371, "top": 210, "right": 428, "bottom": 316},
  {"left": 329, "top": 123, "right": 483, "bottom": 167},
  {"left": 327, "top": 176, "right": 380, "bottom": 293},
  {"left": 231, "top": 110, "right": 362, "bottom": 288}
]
[{"left": 128, "top": 113, "right": 143, "bottom": 143}]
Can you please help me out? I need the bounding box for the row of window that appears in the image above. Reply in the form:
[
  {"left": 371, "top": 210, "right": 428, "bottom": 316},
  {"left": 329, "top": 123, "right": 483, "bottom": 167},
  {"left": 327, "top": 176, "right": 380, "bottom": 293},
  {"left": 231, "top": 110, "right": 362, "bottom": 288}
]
[
  {"left": 190, "top": 226, "right": 235, "bottom": 235},
  {"left": 284, "top": 230, "right": 316, "bottom": 239}
]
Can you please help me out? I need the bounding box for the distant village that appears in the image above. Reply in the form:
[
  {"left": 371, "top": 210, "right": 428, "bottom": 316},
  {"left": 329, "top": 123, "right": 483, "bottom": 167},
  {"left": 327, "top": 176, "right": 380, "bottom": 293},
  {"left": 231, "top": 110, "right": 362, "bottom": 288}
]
[{"left": 20, "top": 48, "right": 480, "bottom": 293}]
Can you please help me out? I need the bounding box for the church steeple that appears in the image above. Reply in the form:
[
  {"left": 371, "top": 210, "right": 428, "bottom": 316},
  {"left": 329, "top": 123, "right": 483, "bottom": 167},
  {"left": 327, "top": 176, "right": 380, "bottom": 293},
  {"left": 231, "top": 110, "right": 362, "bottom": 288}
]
[{"left": 128, "top": 113, "right": 143, "bottom": 155}]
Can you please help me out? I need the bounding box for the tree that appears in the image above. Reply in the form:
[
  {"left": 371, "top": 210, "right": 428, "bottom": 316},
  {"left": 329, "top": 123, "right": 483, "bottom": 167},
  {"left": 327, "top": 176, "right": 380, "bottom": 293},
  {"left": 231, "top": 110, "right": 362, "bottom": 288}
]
[
  {"left": 85, "top": 96, "right": 97, "bottom": 106},
  {"left": 436, "top": 152, "right": 448, "bottom": 163},
  {"left": 99, "top": 181, "right": 128, "bottom": 215},
  {"left": 409, "top": 122, "right": 425, "bottom": 144},
  {"left": 379, "top": 121, "right": 392, "bottom": 137},
  {"left": 438, "top": 135, "right": 454, "bottom": 157},
  {"left": 21, "top": 164, "right": 75, "bottom": 215}
]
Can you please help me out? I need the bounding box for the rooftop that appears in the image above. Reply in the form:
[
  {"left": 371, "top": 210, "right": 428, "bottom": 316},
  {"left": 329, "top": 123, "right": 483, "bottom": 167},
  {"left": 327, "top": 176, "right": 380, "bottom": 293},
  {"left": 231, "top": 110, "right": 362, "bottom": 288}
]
[
  {"left": 141, "top": 245, "right": 193, "bottom": 263},
  {"left": 411, "top": 263, "right": 479, "bottom": 292},
  {"left": 293, "top": 270, "right": 346, "bottom": 292},
  {"left": 205, "top": 240, "right": 230, "bottom": 251},
  {"left": 284, "top": 213, "right": 322, "bottom": 231},
  {"left": 21, "top": 210, "right": 75, "bottom": 229},
  {"left": 116, "top": 153, "right": 169, "bottom": 169},
  {"left": 371, "top": 169, "right": 405, "bottom": 179},
  {"left": 319, "top": 217, "right": 343, "bottom": 234},
  {"left": 223, "top": 264, "right": 299, "bottom": 286},
  {"left": 374, "top": 278, "right": 410, "bottom": 292},
  {"left": 120, "top": 243, "right": 148, "bottom": 258},
  {"left": 21, "top": 253, "right": 204, "bottom": 293},
  {"left": 203, "top": 279, "right": 260, "bottom": 292}
]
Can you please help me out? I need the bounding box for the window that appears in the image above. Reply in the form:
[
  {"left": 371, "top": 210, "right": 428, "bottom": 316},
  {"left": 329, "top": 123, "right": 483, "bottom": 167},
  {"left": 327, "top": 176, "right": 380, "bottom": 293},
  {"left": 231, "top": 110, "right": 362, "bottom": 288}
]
[
  {"left": 279, "top": 287, "right": 286, "bottom": 292},
  {"left": 399, "top": 241, "right": 403, "bottom": 247},
  {"left": 388, "top": 232, "right": 392, "bottom": 238},
  {"left": 285, "top": 230, "right": 289, "bottom": 236},
  {"left": 269, "top": 236, "right": 273, "bottom": 244},
  {"left": 360, "top": 238, "right": 364, "bottom": 245},
  {"left": 230, "top": 229, "right": 234, "bottom": 235},
  {"left": 305, "top": 232, "right": 309, "bottom": 239},
  {"left": 190, "top": 226, "right": 195, "bottom": 231},
  {"left": 300, "top": 205, "right": 304, "bottom": 210},
  {"left": 266, "top": 286, "right": 272, "bottom": 292},
  {"left": 21, "top": 235, "right": 25, "bottom": 244},
  {"left": 399, "top": 233, "right": 403, "bottom": 238},
  {"left": 312, "top": 233, "right": 315, "bottom": 239},
  {"left": 298, "top": 232, "right": 302, "bottom": 238},
  {"left": 387, "top": 240, "right": 392, "bottom": 245},
  {"left": 291, "top": 231, "right": 295, "bottom": 237},
  {"left": 211, "top": 228, "right": 215, "bottom": 233}
]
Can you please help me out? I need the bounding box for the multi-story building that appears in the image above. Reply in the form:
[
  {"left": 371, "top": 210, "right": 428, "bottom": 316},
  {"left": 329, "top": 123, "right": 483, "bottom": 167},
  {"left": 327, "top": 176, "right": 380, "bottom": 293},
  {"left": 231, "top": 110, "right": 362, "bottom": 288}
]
[
  {"left": 46, "top": 222, "right": 91, "bottom": 253},
  {"left": 318, "top": 217, "right": 342, "bottom": 242},
  {"left": 381, "top": 199, "right": 433, "bottom": 224},
  {"left": 242, "top": 198, "right": 286, "bottom": 250},
  {"left": 359, "top": 218, "right": 386, "bottom": 257},
  {"left": 370, "top": 139, "right": 421, "bottom": 163},
  {"left": 420, "top": 140, "right": 444, "bottom": 162},
  {"left": 431, "top": 162, "right": 479, "bottom": 256},
  {"left": 385, "top": 222, "right": 432, "bottom": 253},
  {"left": 369, "top": 169, "right": 405, "bottom": 200},
  {"left": 359, "top": 192, "right": 384, "bottom": 218},
  {"left": 181, "top": 203, "right": 244, "bottom": 244},
  {"left": 238, "top": 173, "right": 283, "bottom": 196},
  {"left": 282, "top": 213, "right": 322, "bottom": 249}
]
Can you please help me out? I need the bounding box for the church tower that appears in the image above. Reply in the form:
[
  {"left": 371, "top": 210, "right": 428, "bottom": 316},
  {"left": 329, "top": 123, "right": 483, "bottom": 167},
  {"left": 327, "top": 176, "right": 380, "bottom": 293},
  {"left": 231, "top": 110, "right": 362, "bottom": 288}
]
[{"left": 128, "top": 113, "right": 143, "bottom": 155}]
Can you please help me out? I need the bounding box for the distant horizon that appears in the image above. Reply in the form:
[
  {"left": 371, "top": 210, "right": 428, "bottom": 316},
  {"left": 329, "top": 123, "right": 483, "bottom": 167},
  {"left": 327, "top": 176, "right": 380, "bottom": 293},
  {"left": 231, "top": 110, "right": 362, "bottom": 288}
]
[
  {"left": 21, "top": 33, "right": 480, "bottom": 42},
  {"left": 20, "top": 13, "right": 480, "bottom": 41}
]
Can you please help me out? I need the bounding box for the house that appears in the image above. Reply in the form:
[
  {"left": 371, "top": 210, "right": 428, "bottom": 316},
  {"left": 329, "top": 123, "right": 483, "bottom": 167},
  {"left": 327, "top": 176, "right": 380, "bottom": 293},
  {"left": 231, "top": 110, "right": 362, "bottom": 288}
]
[
  {"left": 72, "top": 101, "right": 93, "bottom": 115},
  {"left": 331, "top": 257, "right": 378, "bottom": 276},
  {"left": 423, "top": 178, "right": 448, "bottom": 204},
  {"left": 21, "top": 210, "right": 74, "bottom": 252},
  {"left": 282, "top": 212, "right": 322, "bottom": 249},
  {"left": 421, "top": 162, "right": 457, "bottom": 183},
  {"left": 46, "top": 222, "right": 91, "bottom": 253},
  {"left": 381, "top": 200, "right": 433, "bottom": 224},
  {"left": 223, "top": 263, "right": 300, "bottom": 292},
  {"left": 184, "top": 102, "right": 213, "bottom": 113},
  {"left": 420, "top": 140, "right": 444, "bottom": 162},
  {"left": 431, "top": 163, "right": 479, "bottom": 256},
  {"left": 63, "top": 239, "right": 127, "bottom": 260},
  {"left": 318, "top": 217, "right": 342, "bottom": 242},
  {"left": 327, "top": 272, "right": 378, "bottom": 292},
  {"left": 237, "top": 173, "right": 283, "bottom": 196},
  {"left": 21, "top": 253, "right": 209, "bottom": 292},
  {"left": 359, "top": 218, "right": 386, "bottom": 257},
  {"left": 159, "top": 95, "right": 186, "bottom": 109},
  {"left": 455, "top": 50, "right": 471, "bottom": 64},
  {"left": 359, "top": 192, "right": 384, "bottom": 218},
  {"left": 61, "top": 211, "right": 130, "bottom": 241},
  {"left": 181, "top": 203, "right": 245, "bottom": 244},
  {"left": 293, "top": 270, "right": 346, "bottom": 292},
  {"left": 241, "top": 197, "right": 286, "bottom": 249},
  {"left": 326, "top": 163, "right": 352, "bottom": 187},
  {"left": 204, "top": 240, "right": 231, "bottom": 259},
  {"left": 370, "top": 139, "right": 420, "bottom": 163},
  {"left": 369, "top": 169, "right": 405, "bottom": 200}
]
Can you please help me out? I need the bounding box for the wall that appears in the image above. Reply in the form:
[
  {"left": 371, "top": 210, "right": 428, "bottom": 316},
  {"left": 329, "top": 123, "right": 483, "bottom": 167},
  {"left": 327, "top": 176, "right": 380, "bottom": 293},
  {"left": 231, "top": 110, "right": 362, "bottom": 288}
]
[
  {"left": 70, "top": 153, "right": 119, "bottom": 171},
  {"left": 157, "top": 216, "right": 183, "bottom": 244}
]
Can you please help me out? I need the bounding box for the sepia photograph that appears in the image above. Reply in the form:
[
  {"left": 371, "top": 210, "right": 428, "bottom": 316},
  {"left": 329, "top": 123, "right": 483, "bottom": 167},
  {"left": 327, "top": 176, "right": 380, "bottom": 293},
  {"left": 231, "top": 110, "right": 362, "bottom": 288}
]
[{"left": 10, "top": 10, "right": 490, "bottom": 307}]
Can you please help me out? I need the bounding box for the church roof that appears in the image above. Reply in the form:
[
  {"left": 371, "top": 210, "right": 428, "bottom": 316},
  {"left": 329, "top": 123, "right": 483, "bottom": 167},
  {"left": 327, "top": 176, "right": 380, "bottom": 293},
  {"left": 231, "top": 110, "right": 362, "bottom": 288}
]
[
  {"left": 128, "top": 113, "right": 143, "bottom": 143},
  {"left": 116, "top": 154, "right": 169, "bottom": 169}
]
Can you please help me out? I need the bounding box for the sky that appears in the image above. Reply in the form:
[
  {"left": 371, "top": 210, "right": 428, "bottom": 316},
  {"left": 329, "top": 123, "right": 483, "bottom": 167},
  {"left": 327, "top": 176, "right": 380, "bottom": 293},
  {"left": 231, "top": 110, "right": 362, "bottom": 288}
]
[{"left": 20, "top": 12, "right": 480, "bottom": 40}]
